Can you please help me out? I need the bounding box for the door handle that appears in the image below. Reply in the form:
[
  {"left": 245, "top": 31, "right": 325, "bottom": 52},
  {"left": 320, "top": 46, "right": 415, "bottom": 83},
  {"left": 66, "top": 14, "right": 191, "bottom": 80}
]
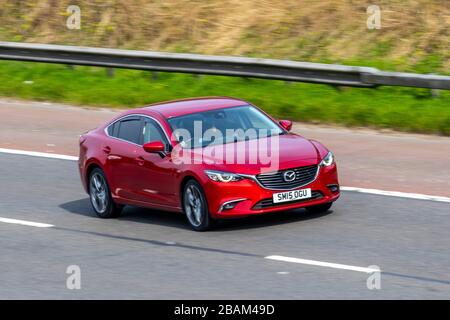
[
  {"left": 107, "top": 155, "right": 122, "bottom": 160},
  {"left": 103, "top": 146, "right": 111, "bottom": 154},
  {"left": 136, "top": 156, "right": 145, "bottom": 166}
]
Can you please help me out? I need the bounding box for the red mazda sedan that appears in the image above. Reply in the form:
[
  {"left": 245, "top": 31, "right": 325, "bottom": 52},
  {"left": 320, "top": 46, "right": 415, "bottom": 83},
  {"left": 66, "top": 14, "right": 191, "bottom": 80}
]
[{"left": 79, "top": 97, "right": 339, "bottom": 231}]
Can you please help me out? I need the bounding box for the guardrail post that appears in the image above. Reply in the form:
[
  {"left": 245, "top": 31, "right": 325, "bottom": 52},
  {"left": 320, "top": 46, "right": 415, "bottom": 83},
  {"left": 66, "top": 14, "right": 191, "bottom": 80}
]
[{"left": 106, "top": 68, "right": 115, "bottom": 77}]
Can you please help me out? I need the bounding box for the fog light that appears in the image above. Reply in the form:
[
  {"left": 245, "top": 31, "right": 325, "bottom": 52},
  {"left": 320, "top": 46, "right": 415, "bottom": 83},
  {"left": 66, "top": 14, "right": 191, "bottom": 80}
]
[
  {"left": 219, "top": 198, "right": 247, "bottom": 212},
  {"left": 327, "top": 184, "right": 339, "bottom": 193},
  {"left": 223, "top": 203, "right": 237, "bottom": 210}
]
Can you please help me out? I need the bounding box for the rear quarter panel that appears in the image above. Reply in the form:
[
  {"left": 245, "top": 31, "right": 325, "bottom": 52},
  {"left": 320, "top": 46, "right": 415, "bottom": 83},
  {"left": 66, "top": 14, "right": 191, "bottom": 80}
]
[{"left": 79, "top": 129, "right": 108, "bottom": 193}]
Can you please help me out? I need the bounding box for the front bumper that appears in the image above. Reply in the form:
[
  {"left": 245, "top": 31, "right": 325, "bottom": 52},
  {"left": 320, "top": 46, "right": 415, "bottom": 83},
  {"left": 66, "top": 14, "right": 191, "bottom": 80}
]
[{"left": 204, "top": 164, "right": 340, "bottom": 218}]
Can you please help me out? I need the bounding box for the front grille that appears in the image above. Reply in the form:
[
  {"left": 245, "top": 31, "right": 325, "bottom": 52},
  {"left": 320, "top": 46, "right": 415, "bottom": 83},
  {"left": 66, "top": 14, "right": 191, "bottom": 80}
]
[
  {"left": 252, "top": 191, "right": 323, "bottom": 210},
  {"left": 256, "top": 165, "right": 318, "bottom": 190}
]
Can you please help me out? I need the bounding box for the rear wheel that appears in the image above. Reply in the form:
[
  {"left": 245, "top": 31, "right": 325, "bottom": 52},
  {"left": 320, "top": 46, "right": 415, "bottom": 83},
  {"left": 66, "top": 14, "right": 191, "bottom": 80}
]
[
  {"left": 182, "top": 180, "right": 213, "bottom": 231},
  {"left": 89, "top": 168, "right": 122, "bottom": 218},
  {"left": 305, "top": 202, "right": 332, "bottom": 213}
]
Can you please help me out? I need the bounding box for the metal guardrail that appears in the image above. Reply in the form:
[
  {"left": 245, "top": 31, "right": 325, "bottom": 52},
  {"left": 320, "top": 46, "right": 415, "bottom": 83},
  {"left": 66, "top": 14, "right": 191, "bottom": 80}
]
[{"left": 0, "top": 41, "right": 448, "bottom": 90}]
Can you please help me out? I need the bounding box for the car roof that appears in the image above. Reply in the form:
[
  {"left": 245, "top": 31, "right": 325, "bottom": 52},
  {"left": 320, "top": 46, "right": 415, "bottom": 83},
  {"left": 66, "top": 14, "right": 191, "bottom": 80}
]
[{"left": 142, "top": 97, "right": 248, "bottom": 118}]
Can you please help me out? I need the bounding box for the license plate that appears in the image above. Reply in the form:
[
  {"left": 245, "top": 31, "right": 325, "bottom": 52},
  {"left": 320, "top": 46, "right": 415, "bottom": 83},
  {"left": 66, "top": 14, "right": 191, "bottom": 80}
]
[{"left": 273, "top": 188, "right": 312, "bottom": 204}]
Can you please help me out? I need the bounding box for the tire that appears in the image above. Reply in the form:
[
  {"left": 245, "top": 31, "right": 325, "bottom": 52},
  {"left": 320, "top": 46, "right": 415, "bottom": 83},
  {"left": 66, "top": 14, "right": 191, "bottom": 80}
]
[
  {"left": 89, "top": 168, "right": 123, "bottom": 218},
  {"left": 182, "top": 180, "right": 213, "bottom": 231},
  {"left": 305, "top": 202, "right": 332, "bottom": 213}
]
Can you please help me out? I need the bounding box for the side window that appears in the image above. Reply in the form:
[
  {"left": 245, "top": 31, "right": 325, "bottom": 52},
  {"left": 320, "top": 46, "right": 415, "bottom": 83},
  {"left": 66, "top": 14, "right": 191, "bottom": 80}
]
[
  {"left": 107, "top": 122, "right": 119, "bottom": 137},
  {"left": 117, "top": 118, "right": 142, "bottom": 144},
  {"left": 142, "top": 118, "right": 166, "bottom": 144}
]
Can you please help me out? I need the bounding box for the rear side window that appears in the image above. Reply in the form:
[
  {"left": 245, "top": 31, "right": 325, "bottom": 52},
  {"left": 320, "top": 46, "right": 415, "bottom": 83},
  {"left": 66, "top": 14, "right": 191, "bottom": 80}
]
[
  {"left": 116, "top": 118, "right": 142, "bottom": 144},
  {"left": 107, "top": 122, "right": 119, "bottom": 137}
]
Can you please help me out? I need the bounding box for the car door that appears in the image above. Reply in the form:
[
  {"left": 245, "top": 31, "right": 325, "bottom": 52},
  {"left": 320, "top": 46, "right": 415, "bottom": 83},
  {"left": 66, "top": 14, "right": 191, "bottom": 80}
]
[
  {"left": 104, "top": 116, "right": 144, "bottom": 201},
  {"left": 132, "top": 116, "right": 179, "bottom": 207}
]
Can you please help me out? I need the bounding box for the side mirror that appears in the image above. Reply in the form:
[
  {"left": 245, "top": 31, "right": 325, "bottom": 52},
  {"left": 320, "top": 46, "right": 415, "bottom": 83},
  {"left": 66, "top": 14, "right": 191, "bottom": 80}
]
[
  {"left": 143, "top": 141, "right": 165, "bottom": 153},
  {"left": 279, "top": 120, "right": 292, "bottom": 131}
]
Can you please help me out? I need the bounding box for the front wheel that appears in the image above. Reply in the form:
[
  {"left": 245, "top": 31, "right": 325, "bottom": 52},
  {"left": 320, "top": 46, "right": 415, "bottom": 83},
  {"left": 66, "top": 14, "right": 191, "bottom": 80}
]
[
  {"left": 182, "top": 180, "right": 213, "bottom": 231},
  {"left": 89, "top": 168, "right": 123, "bottom": 218},
  {"left": 305, "top": 202, "right": 333, "bottom": 213}
]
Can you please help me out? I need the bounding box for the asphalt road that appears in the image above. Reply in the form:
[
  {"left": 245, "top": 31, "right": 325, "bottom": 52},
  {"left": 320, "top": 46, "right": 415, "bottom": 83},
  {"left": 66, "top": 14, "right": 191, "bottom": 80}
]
[{"left": 0, "top": 153, "right": 449, "bottom": 299}]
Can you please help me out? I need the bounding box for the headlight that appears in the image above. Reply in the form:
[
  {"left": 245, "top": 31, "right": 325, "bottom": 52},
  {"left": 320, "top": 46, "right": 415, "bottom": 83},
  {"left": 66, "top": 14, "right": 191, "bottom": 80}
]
[
  {"left": 205, "top": 170, "right": 243, "bottom": 182},
  {"left": 320, "top": 151, "right": 335, "bottom": 167}
]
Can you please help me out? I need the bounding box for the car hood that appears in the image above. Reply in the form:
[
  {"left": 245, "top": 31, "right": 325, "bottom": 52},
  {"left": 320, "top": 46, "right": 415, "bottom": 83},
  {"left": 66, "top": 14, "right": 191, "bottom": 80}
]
[{"left": 186, "top": 133, "right": 321, "bottom": 175}]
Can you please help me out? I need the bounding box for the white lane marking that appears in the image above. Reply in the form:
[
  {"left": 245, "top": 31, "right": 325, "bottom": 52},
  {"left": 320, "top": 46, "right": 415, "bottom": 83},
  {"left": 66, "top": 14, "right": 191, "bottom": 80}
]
[
  {"left": 265, "top": 255, "right": 379, "bottom": 274},
  {"left": 0, "top": 147, "right": 449, "bottom": 203},
  {"left": 0, "top": 148, "right": 78, "bottom": 161},
  {"left": 0, "top": 217, "right": 54, "bottom": 228},
  {"left": 341, "top": 186, "right": 450, "bottom": 203}
]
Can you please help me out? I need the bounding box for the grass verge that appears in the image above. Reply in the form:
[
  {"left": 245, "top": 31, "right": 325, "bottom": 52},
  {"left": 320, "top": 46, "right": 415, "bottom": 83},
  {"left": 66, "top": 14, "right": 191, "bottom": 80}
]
[{"left": 0, "top": 61, "right": 449, "bottom": 135}]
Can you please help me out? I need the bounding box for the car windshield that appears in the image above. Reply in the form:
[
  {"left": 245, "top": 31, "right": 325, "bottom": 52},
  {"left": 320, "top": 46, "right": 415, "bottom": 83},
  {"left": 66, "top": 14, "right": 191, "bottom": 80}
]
[{"left": 167, "top": 105, "right": 285, "bottom": 149}]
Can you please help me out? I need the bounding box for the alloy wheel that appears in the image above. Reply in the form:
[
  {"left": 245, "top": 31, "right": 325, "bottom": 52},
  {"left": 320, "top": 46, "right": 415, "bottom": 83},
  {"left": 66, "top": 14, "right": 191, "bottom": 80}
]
[
  {"left": 184, "top": 184, "right": 203, "bottom": 227},
  {"left": 90, "top": 172, "right": 108, "bottom": 214}
]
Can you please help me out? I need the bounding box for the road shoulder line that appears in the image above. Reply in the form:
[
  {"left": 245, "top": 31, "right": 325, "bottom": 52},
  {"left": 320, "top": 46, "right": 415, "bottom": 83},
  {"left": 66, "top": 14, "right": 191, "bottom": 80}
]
[
  {"left": 0, "top": 217, "right": 54, "bottom": 228},
  {"left": 0, "top": 148, "right": 78, "bottom": 161},
  {"left": 265, "top": 255, "right": 379, "bottom": 273},
  {"left": 340, "top": 186, "right": 450, "bottom": 203}
]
